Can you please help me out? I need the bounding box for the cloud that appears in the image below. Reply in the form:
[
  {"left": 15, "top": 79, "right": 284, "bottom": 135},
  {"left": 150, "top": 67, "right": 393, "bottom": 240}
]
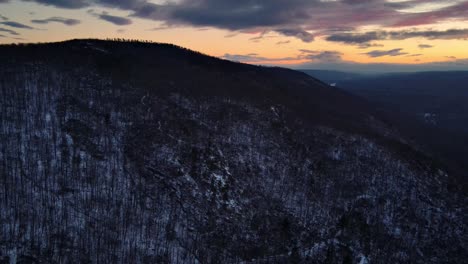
[
  {"left": 326, "top": 31, "right": 383, "bottom": 44},
  {"left": 418, "top": 44, "right": 433, "bottom": 49},
  {"left": 31, "top": 17, "right": 80, "bottom": 26},
  {"left": 90, "top": 11, "right": 132, "bottom": 25},
  {"left": 295, "top": 58, "right": 468, "bottom": 73},
  {"left": 0, "top": 27, "right": 19, "bottom": 35},
  {"left": 357, "top": 43, "right": 384, "bottom": 49},
  {"left": 299, "top": 49, "right": 343, "bottom": 62},
  {"left": 15, "top": 0, "right": 468, "bottom": 43},
  {"left": 98, "top": 13, "right": 132, "bottom": 26},
  {"left": 276, "top": 40, "right": 290, "bottom": 45},
  {"left": 0, "top": 21, "right": 34, "bottom": 29},
  {"left": 24, "top": 0, "right": 89, "bottom": 9},
  {"left": 275, "top": 28, "right": 314, "bottom": 43},
  {"left": 0, "top": 14, "right": 7, "bottom": 20},
  {"left": 327, "top": 28, "right": 468, "bottom": 45},
  {"left": 148, "top": 25, "right": 172, "bottom": 31},
  {"left": 222, "top": 49, "right": 345, "bottom": 65},
  {"left": 363, "top": 48, "right": 408, "bottom": 57},
  {"left": 1, "top": 0, "right": 395, "bottom": 42},
  {"left": 391, "top": 1, "right": 468, "bottom": 27},
  {"left": 222, "top": 53, "right": 298, "bottom": 64},
  {"left": 305, "top": 51, "right": 343, "bottom": 62},
  {"left": 224, "top": 32, "right": 237, "bottom": 38},
  {"left": 221, "top": 45, "right": 468, "bottom": 73},
  {"left": 248, "top": 31, "right": 273, "bottom": 43}
]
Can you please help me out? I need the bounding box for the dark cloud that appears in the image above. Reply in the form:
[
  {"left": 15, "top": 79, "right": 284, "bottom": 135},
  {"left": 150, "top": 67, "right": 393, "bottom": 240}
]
[
  {"left": 14, "top": 0, "right": 468, "bottom": 43},
  {"left": 406, "top": 54, "right": 422, "bottom": 57},
  {"left": 276, "top": 40, "right": 290, "bottom": 45},
  {"left": 305, "top": 51, "right": 343, "bottom": 62},
  {"left": 298, "top": 49, "right": 343, "bottom": 62},
  {"left": 93, "top": 12, "right": 133, "bottom": 25},
  {"left": 9, "top": 0, "right": 388, "bottom": 42},
  {"left": 224, "top": 32, "right": 238, "bottom": 38},
  {"left": 276, "top": 28, "right": 314, "bottom": 43},
  {"left": 223, "top": 49, "right": 345, "bottom": 65},
  {"left": 326, "top": 31, "right": 383, "bottom": 44},
  {"left": 357, "top": 43, "right": 384, "bottom": 49},
  {"left": 31, "top": 17, "right": 80, "bottom": 26},
  {"left": 0, "top": 14, "right": 7, "bottom": 20},
  {"left": 248, "top": 31, "right": 275, "bottom": 43},
  {"left": 148, "top": 25, "right": 172, "bottom": 31},
  {"left": 364, "top": 48, "right": 407, "bottom": 58},
  {"left": 99, "top": 14, "right": 132, "bottom": 25},
  {"left": 222, "top": 53, "right": 297, "bottom": 64},
  {"left": 97, "top": 0, "right": 145, "bottom": 10},
  {"left": 299, "top": 49, "right": 314, "bottom": 54},
  {"left": 0, "top": 21, "right": 34, "bottom": 29},
  {"left": 418, "top": 44, "right": 433, "bottom": 49},
  {"left": 343, "top": 0, "right": 380, "bottom": 4},
  {"left": 327, "top": 29, "right": 468, "bottom": 44},
  {"left": 0, "top": 27, "right": 19, "bottom": 35},
  {"left": 24, "top": 0, "right": 89, "bottom": 9},
  {"left": 391, "top": 28, "right": 468, "bottom": 40},
  {"left": 154, "top": 1, "right": 314, "bottom": 30},
  {"left": 392, "top": 1, "right": 468, "bottom": 27}
]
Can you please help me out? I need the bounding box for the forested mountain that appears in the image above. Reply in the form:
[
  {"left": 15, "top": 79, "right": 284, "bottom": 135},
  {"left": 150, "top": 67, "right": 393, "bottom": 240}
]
[{"left": 1, "top": 39, "right": 466, "bottom": 263}]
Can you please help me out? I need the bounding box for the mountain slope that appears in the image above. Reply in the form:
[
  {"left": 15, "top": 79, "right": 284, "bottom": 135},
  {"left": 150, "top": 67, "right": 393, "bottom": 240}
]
[
  {"left": 0, "top": 40, "right": 466, "bottom": 263},
  {"left": 305, "top": 71, "right": 468, "bottom": 192},
  {"left": 300, "top": 70, "right": 366, "bottom": 84}
]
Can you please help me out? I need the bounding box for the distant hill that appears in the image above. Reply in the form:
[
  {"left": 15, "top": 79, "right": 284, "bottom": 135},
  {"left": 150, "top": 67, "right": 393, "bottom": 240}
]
[
  {"left": 300, "top": 69, "right": 366, "bottom": 83},
  {"left": 0, "top": 40, "right": 466, "bottom": 263},
  {"left": 303, "top": 70, "right": 468, "bottom": 192}
]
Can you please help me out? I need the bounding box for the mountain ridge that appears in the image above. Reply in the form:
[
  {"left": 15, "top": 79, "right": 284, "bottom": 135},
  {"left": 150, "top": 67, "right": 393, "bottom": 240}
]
[{"left": 0, "top": 39, "right": 466, "bottom": 263}]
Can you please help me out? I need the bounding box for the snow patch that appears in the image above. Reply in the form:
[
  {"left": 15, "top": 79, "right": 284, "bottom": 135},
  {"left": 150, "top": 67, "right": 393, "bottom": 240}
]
[
  {"left": 328, "top": 147, "right": 343, "bottom": 160},
  {"left": 212, "top": 173, "right": 226, "bottom": 187},
  {"left": 358, "top": 254, "right": 369, "bottom": 264}
]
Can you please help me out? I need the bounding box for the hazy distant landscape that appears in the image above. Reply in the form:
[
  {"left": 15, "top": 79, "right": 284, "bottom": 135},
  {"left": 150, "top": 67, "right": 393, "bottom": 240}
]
[{"left": 303, "top": 70, "right": 468, "bottom": 192}]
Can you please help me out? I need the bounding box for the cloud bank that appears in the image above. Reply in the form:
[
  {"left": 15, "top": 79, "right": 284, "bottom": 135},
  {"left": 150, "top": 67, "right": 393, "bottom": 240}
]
[
  {"left": 31, "top": 17, "right": 81, "bottom": 26},
  {"left": 16, "top": 0, "right": 468, "bottom": 43}
]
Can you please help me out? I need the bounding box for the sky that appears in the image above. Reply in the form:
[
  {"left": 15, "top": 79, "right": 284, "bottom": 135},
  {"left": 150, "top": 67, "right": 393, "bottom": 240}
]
[{"left": 0, "top": 0, "right": 467, "bottom": 72}]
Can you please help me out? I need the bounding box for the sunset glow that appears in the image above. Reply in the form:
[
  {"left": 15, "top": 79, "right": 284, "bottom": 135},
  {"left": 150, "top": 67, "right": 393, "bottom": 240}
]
[{"left": 1, "top": 0, "right": 467, "bottom": 71}]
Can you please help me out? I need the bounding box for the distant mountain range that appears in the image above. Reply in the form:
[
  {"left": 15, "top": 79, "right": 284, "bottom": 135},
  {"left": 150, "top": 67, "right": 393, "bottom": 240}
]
[
  {"left": 300, "top": 70, "right": 366, "bottom": 83},
  {"left": 0, "top": 40, "right": 466, "bottom": 263},
  {"left": 301, "top": 70, "right": 468, "bottom": 193}
]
